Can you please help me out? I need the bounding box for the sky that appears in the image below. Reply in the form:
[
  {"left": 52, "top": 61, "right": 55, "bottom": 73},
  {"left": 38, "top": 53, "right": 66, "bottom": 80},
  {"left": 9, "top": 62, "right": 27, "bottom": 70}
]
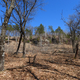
[
  {"left": 0, "top": 0, "right": 80, "bottom": 33},
  {"left": 29, "top": 0, "right": 80, "bottom": 32}
]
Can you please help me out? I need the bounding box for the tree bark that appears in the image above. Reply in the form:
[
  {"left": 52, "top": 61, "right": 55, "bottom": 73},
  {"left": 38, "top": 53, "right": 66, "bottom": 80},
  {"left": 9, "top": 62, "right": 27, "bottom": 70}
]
[
  {"left": 74, "top": 42, "right": 79, "bottom": 58},
  {"left": 0, "top": 37, "right": 5, "bottom": 71},
  {"left": 15, "top": 33, "right": 22, "bottom": 54},
  {"left": 0, "top": 0, "right": 15, "bottom": 71},
  {"left": 72, "top": 39, "right": 75, "bottom": 53},
  {"left": 0, "top": 19, "right": 10, "bottom": 71}
]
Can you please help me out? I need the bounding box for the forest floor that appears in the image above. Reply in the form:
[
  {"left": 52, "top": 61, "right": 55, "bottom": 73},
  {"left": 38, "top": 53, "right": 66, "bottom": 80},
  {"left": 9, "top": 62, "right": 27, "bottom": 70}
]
[{"left": 0, "top": 42, "right": 80, "bottom": 80}]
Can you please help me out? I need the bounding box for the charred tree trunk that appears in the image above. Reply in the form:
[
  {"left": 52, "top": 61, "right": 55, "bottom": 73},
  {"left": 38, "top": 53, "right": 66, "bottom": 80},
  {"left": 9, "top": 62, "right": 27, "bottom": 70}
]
[
  {"left": 74, "top": 42, "right": 79, "bottom": 58},
  {"left": 14, "top": 23, "right": 24, "bottom": 55},
  {"left": 15, "top": 33, "right": 22, "bottom": 54}
]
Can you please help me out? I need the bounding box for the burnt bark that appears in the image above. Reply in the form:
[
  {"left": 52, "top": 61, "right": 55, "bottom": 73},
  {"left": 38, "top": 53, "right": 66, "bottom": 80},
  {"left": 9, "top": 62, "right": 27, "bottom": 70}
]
[
  {"left": 14, "top": 26, "right": 25, "bottom": 56},
  {"left": 74, "top": 42, "right": 79, "bottom": 58},
  {"left": 15, "top": 33, "right": 22, "bottom": 54}
]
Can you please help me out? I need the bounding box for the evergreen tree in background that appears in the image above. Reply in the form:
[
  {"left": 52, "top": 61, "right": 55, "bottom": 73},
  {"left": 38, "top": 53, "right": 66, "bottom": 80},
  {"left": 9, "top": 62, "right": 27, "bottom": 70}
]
[
  {"left": 55, "top": 26, "right": 64, "bottom": 34},
  {"left": 35, "top": 24, "right": 45, "bottom": 35}
]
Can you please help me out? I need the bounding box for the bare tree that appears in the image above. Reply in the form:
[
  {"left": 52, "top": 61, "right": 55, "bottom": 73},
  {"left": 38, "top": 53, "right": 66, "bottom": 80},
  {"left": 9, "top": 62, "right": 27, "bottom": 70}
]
[
  {"left": 12, "top": 0, "right": 42, "bottom": 57},
  {"left": 61, "top": 12, "right": 80, "bottom": 58}
]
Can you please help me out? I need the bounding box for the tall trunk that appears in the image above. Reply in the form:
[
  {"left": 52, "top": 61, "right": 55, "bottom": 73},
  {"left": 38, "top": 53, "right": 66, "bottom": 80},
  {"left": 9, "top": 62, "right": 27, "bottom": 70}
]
[
  {"left": 23, "top": 33, "right": 25, "bottom": 57},
  {"left": 0, "top": 17, "right": 10, "bottom": 71},
  {"left": 0, "top": 0, "right": 15, "bottom": 71},
  {"left": 15, "top": 33, "right": 22, "bottom": 54}
]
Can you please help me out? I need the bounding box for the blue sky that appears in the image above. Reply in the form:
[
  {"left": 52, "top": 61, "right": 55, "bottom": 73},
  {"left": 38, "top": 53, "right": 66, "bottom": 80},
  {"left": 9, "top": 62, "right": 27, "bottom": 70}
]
[
  {"left": 29, "top": 0, "right": 80, "bottom": 32},
  {"left": 0, "top": 0, "right": 80, "bottom": 33}
]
